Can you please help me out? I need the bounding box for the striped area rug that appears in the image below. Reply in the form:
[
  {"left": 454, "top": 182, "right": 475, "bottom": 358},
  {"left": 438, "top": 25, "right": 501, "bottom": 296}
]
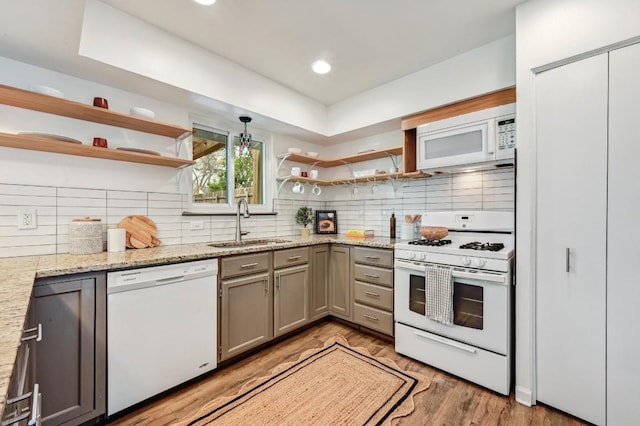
[{"left": 181, "top": 335, "right": 430, "bottom": 425}]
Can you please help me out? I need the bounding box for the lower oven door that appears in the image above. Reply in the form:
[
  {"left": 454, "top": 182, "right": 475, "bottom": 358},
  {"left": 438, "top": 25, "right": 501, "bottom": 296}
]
[{"left": 394, "top": 259, "right": 510, "bottom": 355}]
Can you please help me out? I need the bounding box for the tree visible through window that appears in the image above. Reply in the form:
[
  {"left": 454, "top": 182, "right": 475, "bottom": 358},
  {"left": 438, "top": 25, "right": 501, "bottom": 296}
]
[{"left": 192, "top": 124, "right": 264, "bottom": 206}]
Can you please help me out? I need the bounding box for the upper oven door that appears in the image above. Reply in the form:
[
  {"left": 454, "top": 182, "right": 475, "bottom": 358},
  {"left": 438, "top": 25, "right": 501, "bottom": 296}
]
[
  {"left": 394, "top": 259, "right": 509, "bottom": 355},
  {"left": 416, "top": 121, "right": 494, "bottom": 170}
]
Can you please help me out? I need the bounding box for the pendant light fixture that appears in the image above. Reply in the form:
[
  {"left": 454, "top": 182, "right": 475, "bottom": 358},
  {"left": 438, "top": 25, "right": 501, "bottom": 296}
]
[{"left": 238, "top": 116, "right": 252, "bottom": 157}]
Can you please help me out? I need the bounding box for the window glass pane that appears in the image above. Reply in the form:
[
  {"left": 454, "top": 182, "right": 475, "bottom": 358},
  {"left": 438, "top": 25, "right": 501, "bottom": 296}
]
[
  {"left": 192, "top": 126, "right": 229, "bottom": 205},
  {"left": 233, "top": 137, "right": 264, "bottom": 205}
]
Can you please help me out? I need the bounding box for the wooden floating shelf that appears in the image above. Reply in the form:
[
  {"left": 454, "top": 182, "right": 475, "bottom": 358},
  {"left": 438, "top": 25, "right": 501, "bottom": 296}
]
[
  {"left": 0, "top": 84, "right": 192, "bottom": 139},
  {"left": 0, "top": 133, "right": 194, "bottom": 169},
  {"left": 277, "top": 171, "right": 429, "bottom": 186},
  {"left": 278, "top": 146, "right": 403, "bottom": 168}
]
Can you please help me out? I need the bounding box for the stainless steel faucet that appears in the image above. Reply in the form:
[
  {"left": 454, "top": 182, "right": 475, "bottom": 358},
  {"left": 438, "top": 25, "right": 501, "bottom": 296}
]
[{"left": 236, "top": 198, "right": 250, "bottom": 242}]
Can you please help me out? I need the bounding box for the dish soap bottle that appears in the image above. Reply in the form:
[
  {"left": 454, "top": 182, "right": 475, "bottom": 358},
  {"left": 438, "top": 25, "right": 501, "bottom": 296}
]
[{"left": 390, "top": 213, "right": 396, "bottom": 239}]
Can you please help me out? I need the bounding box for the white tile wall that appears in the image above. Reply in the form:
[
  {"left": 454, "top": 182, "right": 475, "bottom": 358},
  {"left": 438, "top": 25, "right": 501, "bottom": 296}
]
[{"left": 0, "top": 168, "right": 514, "bottom": 257}]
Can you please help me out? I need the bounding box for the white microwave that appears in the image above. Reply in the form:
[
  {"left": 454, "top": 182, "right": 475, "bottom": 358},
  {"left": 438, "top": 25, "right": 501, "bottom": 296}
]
[{"left": 416, "top": 103, "right": 516, "bottom": 172}]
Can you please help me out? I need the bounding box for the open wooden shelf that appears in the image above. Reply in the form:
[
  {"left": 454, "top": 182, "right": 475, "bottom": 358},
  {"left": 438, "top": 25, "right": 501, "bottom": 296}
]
[
  {"left": 278, "top": 146, "right": 403, "bottom": 168},
  {"left": 277, "top": 171, "right": 430, "bottom": 186},
  {"left": 0, "top": 84, "right": 192, "bottom": 139},
  {"left": 0, "top": 133, "right": 194, "bottom": 168}
]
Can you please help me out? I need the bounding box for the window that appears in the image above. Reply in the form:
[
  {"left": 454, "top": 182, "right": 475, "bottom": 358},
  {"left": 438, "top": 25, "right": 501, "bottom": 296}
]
[{"left": 191, "top": 123, "right": 266, "bottom": 209}]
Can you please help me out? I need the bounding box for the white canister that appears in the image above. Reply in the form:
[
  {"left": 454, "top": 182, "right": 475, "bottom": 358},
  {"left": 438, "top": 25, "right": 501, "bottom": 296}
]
[
  {"left": 401, "top": 223, "right": 418, "bottom": 240},
  {"left": 69, "top": 217, "right": 103, "bottom": 255},
  {"left": 108, "top": 228, "right": 126, "bottom": 252},
  {"left": 291, "top": 167, "right": 301, "bottom": 176}
]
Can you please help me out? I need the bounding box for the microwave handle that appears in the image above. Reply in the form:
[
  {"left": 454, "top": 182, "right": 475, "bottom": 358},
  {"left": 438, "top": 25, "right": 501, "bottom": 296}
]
[{"left": 487, "top": 120, "right": 496, "bottom": 155}]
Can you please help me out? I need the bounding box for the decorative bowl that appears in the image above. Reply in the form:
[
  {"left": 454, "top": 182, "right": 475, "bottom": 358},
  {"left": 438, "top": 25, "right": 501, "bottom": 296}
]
[
  {"left": 30, "top": 85, "right": 64, "bottom": 98},
  {"left": 130, "top": 107, "right": 156, "bottom": 119},
  {"left": 419, "top": 226, "right": 448, "bottom": 240},
  {"left": 288, "top": 147, "right": 302, "bottom": 154}
]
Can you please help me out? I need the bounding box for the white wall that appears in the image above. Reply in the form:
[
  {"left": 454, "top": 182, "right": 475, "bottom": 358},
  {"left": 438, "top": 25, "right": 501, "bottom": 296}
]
[
  {"left": 328, "top": 36, "right": 516, "bottom": 136},
  {"left": 515, "top": 0, "right": 640, "bottom": 406}
]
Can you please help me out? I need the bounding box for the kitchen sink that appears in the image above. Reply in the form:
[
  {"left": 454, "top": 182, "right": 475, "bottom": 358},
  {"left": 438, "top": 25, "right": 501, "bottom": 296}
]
[{"left": 208, "top": 239, "right": 291, "bottom": 249}]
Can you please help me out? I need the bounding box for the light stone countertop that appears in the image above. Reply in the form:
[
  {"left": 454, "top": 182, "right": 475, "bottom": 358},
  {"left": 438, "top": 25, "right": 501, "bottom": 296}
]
[{"left": 0, "top": 235, "right": 397, "bottom": 416}]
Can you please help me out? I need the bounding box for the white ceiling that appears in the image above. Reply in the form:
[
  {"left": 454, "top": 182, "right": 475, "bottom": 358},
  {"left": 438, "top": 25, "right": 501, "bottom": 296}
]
[{"left": 0, "top": 0, "right": 523, "bottom": 139}]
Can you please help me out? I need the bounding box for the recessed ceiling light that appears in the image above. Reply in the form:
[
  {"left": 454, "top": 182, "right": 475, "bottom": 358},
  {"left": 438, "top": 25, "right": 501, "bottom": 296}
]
[
  {"left": 194, "top": 0, "right": 216, "bottom": 5},
  {"left": 312, "top": 60, "right": 331, "bottom": 74}
]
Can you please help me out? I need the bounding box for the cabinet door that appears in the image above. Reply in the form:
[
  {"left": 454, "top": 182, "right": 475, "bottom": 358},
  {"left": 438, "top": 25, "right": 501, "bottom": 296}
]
[
  {"left": 33, "top": 272, "right": 106, "bottom": 426},
  {"left": 310, "top": 245, "right": 330, "bottom": 320},
  {"left": 274, "top": 264, "right": 309, "bottom": 337},
  {"left": 329, "top": 245, "right": 351, "bottom": 320},
  {"left": 535, "top": 54, "right": 607, "bottom": 425},
  {"left": 220, "top": 272, "right": 272, "bottom": 361},
  {"left": 607, "top": 42, "right": 640, "bottom": 426}
]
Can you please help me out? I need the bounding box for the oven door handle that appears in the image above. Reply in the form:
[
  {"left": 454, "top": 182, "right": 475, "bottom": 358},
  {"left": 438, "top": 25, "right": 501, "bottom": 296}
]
[
  {"left": 413, "top": 330, "right": 477, "bottom": 354},
  {"left": 394, "top": 260, "right": 506, "bottom": 284}
]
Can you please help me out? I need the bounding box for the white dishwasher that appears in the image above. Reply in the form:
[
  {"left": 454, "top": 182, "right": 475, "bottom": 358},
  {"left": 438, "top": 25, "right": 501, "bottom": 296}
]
[{"left": 107, "top": 259, "right": 218, "bottom": 416}]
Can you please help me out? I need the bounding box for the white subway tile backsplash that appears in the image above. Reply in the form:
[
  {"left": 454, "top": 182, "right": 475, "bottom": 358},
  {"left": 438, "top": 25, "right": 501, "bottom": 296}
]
[{"left": 0, "top": 167, "right": 515, "bottom": 257}]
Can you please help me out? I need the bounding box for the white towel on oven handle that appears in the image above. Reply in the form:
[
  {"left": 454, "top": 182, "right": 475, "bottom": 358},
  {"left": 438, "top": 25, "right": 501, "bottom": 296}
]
[{"left": 424, "top": 265, "right": 454, "bottom": 325}]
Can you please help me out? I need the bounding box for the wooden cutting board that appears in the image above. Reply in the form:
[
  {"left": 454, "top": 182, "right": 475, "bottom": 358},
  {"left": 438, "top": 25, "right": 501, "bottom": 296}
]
[{"left": 117, "top": 215, "right": 161, "bottom": 249}]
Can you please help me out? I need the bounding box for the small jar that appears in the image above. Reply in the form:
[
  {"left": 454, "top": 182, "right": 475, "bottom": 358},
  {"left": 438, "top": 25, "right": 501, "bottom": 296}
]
[{"left": 69, "top": 217, "right": 103, "bottom": 255}]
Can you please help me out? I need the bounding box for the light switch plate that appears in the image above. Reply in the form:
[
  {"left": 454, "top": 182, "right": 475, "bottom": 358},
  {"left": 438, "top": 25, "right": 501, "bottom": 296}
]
[
  {"left": 18, "top": 209, "right": 37, "bottom": 230},
  {"left": 190, "top": 220, "right": 204, "bottom": 231}
]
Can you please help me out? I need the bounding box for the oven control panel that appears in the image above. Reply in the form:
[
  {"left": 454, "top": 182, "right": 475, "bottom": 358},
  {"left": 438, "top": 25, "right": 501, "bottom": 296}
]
[{"left": 394, "top": 250, "right": 510, "bottom": 273}]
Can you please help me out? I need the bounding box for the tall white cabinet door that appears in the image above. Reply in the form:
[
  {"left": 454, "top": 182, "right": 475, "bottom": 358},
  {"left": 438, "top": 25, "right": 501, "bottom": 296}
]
[
  {"left": 608, "top": 42, "right": 640, "bottom": 426},
  {"left": 535, "top": 53, "right": 608, "bottom": 425}
]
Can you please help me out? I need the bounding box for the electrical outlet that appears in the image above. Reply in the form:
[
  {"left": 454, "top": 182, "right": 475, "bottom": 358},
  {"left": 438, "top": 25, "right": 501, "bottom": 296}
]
[
  {"left": 18, "top": 209, "right": 37, "bottom": 230},
  {"left": 190, "top": 220, "right": 204, "bottom": 231}
]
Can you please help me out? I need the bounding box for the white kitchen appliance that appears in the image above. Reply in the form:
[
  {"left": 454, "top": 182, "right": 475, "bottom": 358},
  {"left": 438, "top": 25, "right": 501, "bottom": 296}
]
[
  {"left": 416, "top": 104, "right": 516, "bottom": 172},
  {"left": 107, "top": 259, "right": 218, "bottom": 416},
  {"left": 394, "top": 211, "right": 514, "bottom": 395}
]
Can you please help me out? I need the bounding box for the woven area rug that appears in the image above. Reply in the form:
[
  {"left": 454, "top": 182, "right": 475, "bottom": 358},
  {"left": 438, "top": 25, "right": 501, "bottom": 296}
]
[{"left": 181, "top": 335, "right": 430, "bottom": 425}]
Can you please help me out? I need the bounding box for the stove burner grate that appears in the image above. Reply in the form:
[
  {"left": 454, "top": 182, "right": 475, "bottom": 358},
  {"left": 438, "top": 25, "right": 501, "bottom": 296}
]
[
  {"left": 459, "top": 242, "right": 505, "bottom": 252},
  {"left": 408, "top": 239, "right": 452, "bottom": 246}
]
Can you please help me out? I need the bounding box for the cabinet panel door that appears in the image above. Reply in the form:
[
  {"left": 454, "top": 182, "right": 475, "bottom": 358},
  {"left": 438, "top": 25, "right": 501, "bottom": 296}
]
[
  {"left": 33, "top": 273, "right": 106, "bottom": 426},
  {"left": 310, "top": 245, "right": 330, "bottom": 320},
  {"left": 220, "top": 272, "right": 272, "bottom": 361},
  {"left": 608, "top": 42, "right": 640, "bottom": 426},
  {"left": 329, "top": 245, "right": 351, "bottom": 320},
  {"left": 535, "top": 54, "right": 607, "bottom": 425},
  {"left": 274, "top": 264, "right": 309, "bottom": 337}
]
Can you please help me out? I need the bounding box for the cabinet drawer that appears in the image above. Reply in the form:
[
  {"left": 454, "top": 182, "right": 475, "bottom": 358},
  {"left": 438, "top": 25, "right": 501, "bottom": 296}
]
[
  {"left": 274, "top": 247, "right": 309, "bottom": 269},
  {"left": 353, "top": 303, "right": 393, "bottom": 336},
  {"left": 221, "top": 252, "right": 270, "bottom": 279},
  {"left": 354, "top": 264, "right": 393, "bottom": 287},
  {"left": 354, "top": 247, "right": 393, "bottom": 268},
  {"left": 354, "top": 282, "right": 393, "bottom": 311}
]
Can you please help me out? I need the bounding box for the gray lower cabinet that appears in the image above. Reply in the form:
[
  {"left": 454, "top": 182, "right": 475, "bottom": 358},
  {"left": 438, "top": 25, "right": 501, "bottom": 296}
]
[
  {"left": 219, "top": 270, "right": 272, "bottom": 362},
  {"left": 310, "top": 244, "right": 330, "bottom": 320},
  {"left": 32, "top": 272, "right": 106, "bottom": 426},
  {"left": 352, "top": 247, "right": 394, "bottom": 336},
  {"left": 274, "top": 264, "right": 309, "bottom": 337},
  {"left": 329, "top": 244, "right": 351, "bottom": 320}
]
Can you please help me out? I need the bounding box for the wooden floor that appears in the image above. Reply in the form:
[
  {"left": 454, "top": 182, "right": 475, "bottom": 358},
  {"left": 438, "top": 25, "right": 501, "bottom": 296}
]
[{"left": 107, "top": 320, "right": 587, "bottom": 426}]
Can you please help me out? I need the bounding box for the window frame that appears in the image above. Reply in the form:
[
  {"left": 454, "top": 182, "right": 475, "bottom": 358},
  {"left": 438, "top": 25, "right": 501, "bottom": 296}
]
[{"left": 185, "top": 114, "right": 274, "bottom": 214}]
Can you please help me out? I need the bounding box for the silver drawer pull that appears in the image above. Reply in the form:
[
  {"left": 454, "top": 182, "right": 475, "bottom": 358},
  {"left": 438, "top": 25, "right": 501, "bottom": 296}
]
[
  {"left": 363, "top": 291, "right": 380, "bottom": 297},
  {"left": 363, "top": 314, "right": 379, "bottom": 321},
  {"left": 21, "top": 324, "right": 42, "bottom": 343},
  {"left": 287, "top": 255, "right": 302, "bottom": 260},
  {"left": 28, "top": 384, "right": 40, "bottom": 426},
  {"left": 364, "top": 255, "right": 380, "bottom": 260},
  {"left": 240, "top": 262, "right": 259, "bottom": 268},
  {"left": 363, "top": 273, "right": 380, "bottom": 278}
]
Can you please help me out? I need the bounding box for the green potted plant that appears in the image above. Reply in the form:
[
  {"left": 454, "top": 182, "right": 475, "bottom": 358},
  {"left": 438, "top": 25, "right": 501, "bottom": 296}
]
[{"left": 295, "top": 206, "right": 314, "bottom": 237}]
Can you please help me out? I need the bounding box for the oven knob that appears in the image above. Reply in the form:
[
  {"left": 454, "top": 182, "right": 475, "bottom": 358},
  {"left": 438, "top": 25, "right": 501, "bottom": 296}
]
[
  {"left": 409, "top": 252, "right": 416, "bottom": 260},
  {"left": 418, "top": 253, "right": 427, "bottom": 261},
  {"left": 472, "top": 258, "right": 487, "bottom": 268},
  {"left": 462, "top": 257, "right": 472, "bottom": 266}
]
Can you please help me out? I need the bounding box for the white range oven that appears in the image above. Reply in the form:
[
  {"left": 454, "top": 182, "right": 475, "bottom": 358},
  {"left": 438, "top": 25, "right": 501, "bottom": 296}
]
[{"left": 394, "top": 211, "right": 514, "bottom": 395}]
